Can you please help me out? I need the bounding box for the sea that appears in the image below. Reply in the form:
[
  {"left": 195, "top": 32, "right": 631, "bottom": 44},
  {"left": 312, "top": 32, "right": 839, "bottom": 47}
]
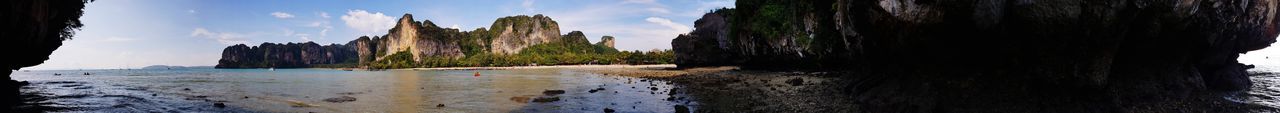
[{"left": 11, "top": 68, "right": 693, "bottom": 112}]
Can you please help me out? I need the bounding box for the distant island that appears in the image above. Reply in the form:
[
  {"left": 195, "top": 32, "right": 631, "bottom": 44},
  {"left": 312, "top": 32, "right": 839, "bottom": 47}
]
[
  {"left": 215, "top": 14, "right": 672, "bottom": 69},
  {"left": 140, "top": 65, "right": 214, "bottom": 70}
]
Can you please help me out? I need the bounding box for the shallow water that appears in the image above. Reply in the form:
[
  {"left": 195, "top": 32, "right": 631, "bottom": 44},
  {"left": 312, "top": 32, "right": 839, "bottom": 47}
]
[
  {"left": 12, "top": 68, "right": 694, "bottom": 112},
  {"left": 1242, "top": 64, "right": 1280, "bottom": 112}
]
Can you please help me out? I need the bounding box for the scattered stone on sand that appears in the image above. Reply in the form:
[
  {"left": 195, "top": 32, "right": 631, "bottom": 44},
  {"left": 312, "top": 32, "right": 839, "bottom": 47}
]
[
  {"left": 786, "top": 77, "right": 805, "bottom": 86},
  {"left": 604, "top": 108, "right": 616, "bottom": 113},
  {"left": 337, "top": 92, "right": 364, "bottom": 95},
  {"left": 650, "top": 87, "right": 658, "bottom": 91},
  {"left": 674, "top": 105, "right": 690, "bottom": 113},
  {"left": 214, "top": 103, "right": 227, "bottom": 108},
  {"left": 437, "top": 104, "right": 445, "bottom": 107},
  {"left": 543, "top": 90, "right": 566, "bottom": 96},
  {"left": 243, "top": 96, "right": 250, "bottom": 99},
  {"left": 510, "top": 95, "right": 534, "bottom": 103},
  {"left": 286, "top": 100, "right": 314, "bottom": 107},
  {"left": 531, "top": 97, "right": 560, "bottom": 103},
  {"left": 589, "top": 88, "right": 605, "bottom": 93},
  {"left": 152, "top": 94, "right": 157, "bottom": 96},
  {"left": 322, "top": 96, "right": 358, "bottom": 103},
  {"left": 182, "top": 88, "right": 191, "bottom": 91}
]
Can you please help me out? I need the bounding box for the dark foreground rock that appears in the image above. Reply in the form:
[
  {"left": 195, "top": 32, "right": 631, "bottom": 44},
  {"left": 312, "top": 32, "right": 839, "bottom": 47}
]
[
  {"left": 322, "top": 96, "right": 357, "bottom": 103},
  {"left": 542, "top": 90, "right": 565, "bottom": 96},
  {"left": 531, "top": 96, "right": 560, "bottom": 103},
  {"left": 672, "top": 0, "right": 1280, "bottom": 112},
  {"left": 1, "top": 0, "right": 91, "bottom": 110}
]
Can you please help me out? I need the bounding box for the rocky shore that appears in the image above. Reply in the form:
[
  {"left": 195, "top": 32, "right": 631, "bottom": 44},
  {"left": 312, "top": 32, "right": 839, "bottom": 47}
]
[
  {"left": 586, "top": 67, "right": 1280, "bottom": 112},
  {"left": 670, "top": 0, "right": 1280, "bottom": 112},
  {"left": 2, "top": 0, "right": 91, "bottom": 110}
]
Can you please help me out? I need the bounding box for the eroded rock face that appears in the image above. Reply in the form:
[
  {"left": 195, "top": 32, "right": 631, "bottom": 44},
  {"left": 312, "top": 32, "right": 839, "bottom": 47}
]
[
  {"left": 596, "top": 36, "right": 616, "bottom": 48},
  {"left": 381, "top": 14, "right": 426, "bottom": 61},
  {"left": 219, "top": 13, "right": 583, "bottom": 68},
  {"left": 562, "top": 31, "right": 591, "bottom": 45},
  {"left": 351, "top": 36, "right": 378, "bottom": 65},
  {"left": 675, "top": 0, "right": 1280, "bottom": 112},
  {"left": 673, "top": 11, "right": 736, "bottom": 67},
  {"left": 215, "top": 42, "right": 356, "bottom": 68},
  {"left": 488, "top": 14, "right": 562, "bottom": 55}
]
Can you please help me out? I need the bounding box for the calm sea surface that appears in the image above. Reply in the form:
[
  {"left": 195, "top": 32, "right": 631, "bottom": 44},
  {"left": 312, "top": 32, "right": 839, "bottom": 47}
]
[
  {"left": 13, "top": 68, "right": 692, "bottom": 112},
  {"left": 13, "top": 65, "right": 1280, "bottom": 112}
]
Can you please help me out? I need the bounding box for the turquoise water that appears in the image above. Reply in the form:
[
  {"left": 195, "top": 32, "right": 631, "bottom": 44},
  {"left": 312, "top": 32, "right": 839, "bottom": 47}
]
[{"left": 12, "top": 68, "right": 693, "bottom": 112}]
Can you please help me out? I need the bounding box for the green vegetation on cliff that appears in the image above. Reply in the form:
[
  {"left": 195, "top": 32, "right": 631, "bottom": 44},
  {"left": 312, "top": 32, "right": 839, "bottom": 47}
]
[
  {"left": 369, "top": 34, "right": 674, "bottom": 68},
  {"left": 220, "top": 14, "right": 674, "bottom": 69}
]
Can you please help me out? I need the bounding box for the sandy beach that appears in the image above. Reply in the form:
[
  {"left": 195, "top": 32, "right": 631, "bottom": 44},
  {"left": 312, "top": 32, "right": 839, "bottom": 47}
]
[{"left": 398, "top": 64, "right": 678, "bottom": 70}]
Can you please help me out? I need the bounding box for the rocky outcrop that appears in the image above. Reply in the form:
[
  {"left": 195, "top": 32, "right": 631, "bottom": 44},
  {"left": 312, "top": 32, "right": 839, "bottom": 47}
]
[
  {"left": 351, "top": 36, "right": 378, "bottom": 65},
  {"left": 674, "top": 0, "right": 1280, "bottom": 112},
  {"left": 596, "top": 36, "right": 615, "bottom": 48},
  {"left": 488, "top": 14, "right": 562, "bottom": 55},
  {"left": 561, "top": 31, "right": 591, "bottom": 45},
  {"left": 378, "top": 14, "right": 466, "bottom": 61},
  {"left": 380, "top": 14, "right": 427, "bottom": 61},
  {"left": 218, "top": 13, "right": 612, "bottom": 68},
  {"left": 215, "top": 42, "right": 356, "bottom": 68},
  {"left": 1, "top": 0, "right": 91, "bottom": 109},
  {"left": 673, "top": 10, "right": 735, "bottom": 67}
]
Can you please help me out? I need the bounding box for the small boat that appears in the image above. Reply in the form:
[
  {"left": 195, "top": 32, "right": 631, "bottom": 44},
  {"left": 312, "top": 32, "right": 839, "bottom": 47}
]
[
  {"left": 474, "top": 72, "right": 480, "bottom": 77},
  {"left": 269, "top": 68, "right": 275, "bottom": 71}
]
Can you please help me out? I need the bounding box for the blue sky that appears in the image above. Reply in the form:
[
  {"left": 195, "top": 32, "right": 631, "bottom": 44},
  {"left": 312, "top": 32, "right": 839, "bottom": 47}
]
[{"left": 27, "top": 0, "right": 735, "bottom": 70}]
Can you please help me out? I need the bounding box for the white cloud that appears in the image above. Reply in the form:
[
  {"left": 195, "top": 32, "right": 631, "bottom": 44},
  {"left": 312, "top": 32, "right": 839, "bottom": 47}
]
[
  {"left": 318, "top": 12, "right": 331, "bottom": 18},
  {"left": 104, "top": 36, "right": 137, "bottom": 42},
  {"left": 187, "top": 9, "right": 197, "bottom": 14},
  {"left": 191, "top": 28, "right": 248, "bottom": 45},
  {"left": 647, "top": 7, "right": 671, "bottom": 14},
  {"left": 283, "top": 29, "right": 295, "bottom": 37},
  {"left": 540, "top": 3, "right": 698, "bottom": 50},
  {"left": 271, "top": 12, "right": 295, "bottom": 19},
  {"left": 522, "top": 0, "right": 537, "bottom": 12},
  {"left": 340, "top": 9, "right": 395, "bottom": 36},
  {"left": 298, "top": 34, "right": 313, "bottom": 42},
  {"left": 623, "top": 0, "right": 657, "bottom": 4},
  {"left": 645, "top": 17, "right": 691, "bottom": 33},
  {"left": 449, "top": 24, "right": 461, "bottom": 29},
  {"left": 306, "top": 20, "right": 334, "bottom": 37}
]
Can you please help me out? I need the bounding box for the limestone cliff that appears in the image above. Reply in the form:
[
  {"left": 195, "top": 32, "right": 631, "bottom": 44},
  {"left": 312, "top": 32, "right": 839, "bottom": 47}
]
[
  {"left": 377, "top": 14, "right": 466, "bottom": 61},
  {"left": 380, "top": 14, "right": 426, "bottom": 61},
  {"left": 215, "top": 42, "right": 357, "bottom": 68},
  {"left": 488, "top": 14, "right": 562, "bottom": 55},
  {"left": 596, "top": 36, "right": 615, "bottom": 48},
  {"left": 673, "top": 10, "right": 735, "bottom": 67},
  {"left": 219, "top": 13, "right": 607, "bottom": 68},
  {"left": 673, "top": 0, "right": 1280, "bottom": 112},
  {"left": 561, "top": 31, "right": 591, "bottom": 45}
]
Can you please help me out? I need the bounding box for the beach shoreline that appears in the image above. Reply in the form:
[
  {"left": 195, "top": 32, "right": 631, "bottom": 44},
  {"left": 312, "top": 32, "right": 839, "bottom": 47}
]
[{"left": 392, "top": 64, "right": 680, "bottom": 71}]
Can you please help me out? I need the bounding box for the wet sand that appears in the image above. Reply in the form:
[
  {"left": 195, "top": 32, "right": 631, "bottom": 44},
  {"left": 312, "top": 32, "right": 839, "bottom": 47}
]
[
  {"left": 405, "top": 64, "right": 678, "bottom": 71},
  {"left": 580, "top": 66, "right": 857, "bottom": 112},
  {"left": 578, "top": 66, "right": 1280, "bottom": 112}
]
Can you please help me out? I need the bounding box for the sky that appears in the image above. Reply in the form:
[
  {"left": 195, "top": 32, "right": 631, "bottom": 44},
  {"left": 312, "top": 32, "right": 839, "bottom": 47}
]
[{"left": 27, "top": 0, "right": 736, "bottom": 70}]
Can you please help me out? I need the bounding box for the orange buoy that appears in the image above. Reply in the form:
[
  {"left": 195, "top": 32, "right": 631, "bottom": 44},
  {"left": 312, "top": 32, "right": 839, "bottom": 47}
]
[{"left": 474, "top": 72, "right": 480, "bottom": 77}]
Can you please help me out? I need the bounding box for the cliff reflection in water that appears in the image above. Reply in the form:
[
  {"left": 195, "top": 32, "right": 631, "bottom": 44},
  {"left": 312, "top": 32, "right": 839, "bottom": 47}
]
[{"left": 11, "top": 68, "right": 690, "bottom": 112}]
